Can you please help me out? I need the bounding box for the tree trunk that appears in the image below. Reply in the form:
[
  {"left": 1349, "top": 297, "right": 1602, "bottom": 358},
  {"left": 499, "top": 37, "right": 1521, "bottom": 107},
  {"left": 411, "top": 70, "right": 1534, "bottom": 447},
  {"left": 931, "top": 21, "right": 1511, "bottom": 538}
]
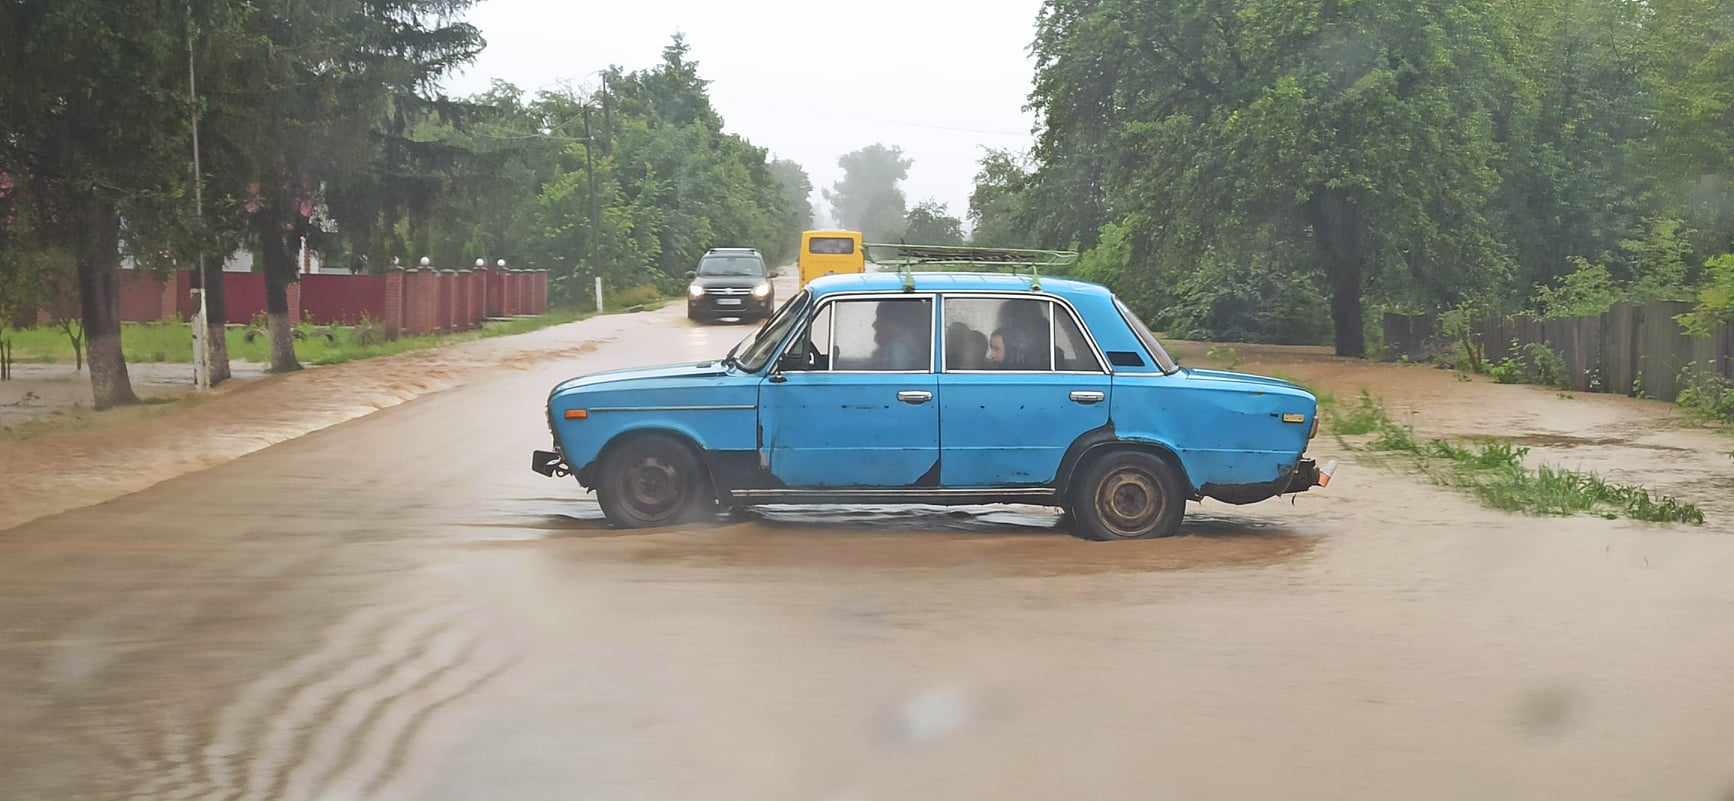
[
  {"left": 1307, "top": 191, "right": 1370, "bottom": 358},
  {"left": 201, "top": 259, "right": 231, "bottom": 384},
  {"left": 262, "top": 233, "right": 301, "bottom": 373},
  {"left": 255, "top": 201, "right": 302, "bottom": 374},
  {"left": 76, "top": 198, "right": 139, "bottom": 409}
]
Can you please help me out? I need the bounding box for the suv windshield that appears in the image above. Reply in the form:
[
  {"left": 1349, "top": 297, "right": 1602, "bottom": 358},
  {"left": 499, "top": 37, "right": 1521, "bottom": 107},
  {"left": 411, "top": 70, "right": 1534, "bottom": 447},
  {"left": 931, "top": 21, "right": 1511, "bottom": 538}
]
[
  {"left": 731, "top": 291, "right": 808, "bottom": 372},
  {"left": 1114, "top": 297, "right": 1179, "bottom": 373},
  {"left": 698, "top": 254, "right": 764, "bottom": 277}
]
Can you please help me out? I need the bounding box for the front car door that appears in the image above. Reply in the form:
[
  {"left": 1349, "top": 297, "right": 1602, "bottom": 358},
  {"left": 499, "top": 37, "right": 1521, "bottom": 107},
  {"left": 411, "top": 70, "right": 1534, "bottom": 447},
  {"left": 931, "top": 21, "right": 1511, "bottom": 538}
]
[
  {"left": 936, "top": 294, "right": 1112, "bottom": 487},
  {"left": 758, "top": 294, "right": 940, "bottom": 488}
]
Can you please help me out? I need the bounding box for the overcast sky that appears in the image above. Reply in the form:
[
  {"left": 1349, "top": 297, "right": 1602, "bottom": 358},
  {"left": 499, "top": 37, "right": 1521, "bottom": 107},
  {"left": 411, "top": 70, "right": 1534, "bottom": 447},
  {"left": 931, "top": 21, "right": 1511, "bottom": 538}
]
[{"left": 443, "top": 0, "right": 1044, "bottom": 231}]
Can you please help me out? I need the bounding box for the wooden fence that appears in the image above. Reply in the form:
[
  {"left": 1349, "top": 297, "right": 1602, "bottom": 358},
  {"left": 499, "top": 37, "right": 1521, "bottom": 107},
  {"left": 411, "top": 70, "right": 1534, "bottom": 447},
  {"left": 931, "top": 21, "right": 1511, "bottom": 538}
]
[{"left": 1383, "top": 302, "right": 1734, "bottom": 402}]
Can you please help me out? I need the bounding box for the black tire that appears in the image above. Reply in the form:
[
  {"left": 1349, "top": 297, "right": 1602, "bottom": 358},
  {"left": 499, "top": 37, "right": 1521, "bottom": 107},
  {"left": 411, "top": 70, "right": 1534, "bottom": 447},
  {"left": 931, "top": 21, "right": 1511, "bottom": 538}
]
[
  {"left": 1068, "top": 450, "right": 1185, "bottom": 541},
  {"left": 596, "top": 434, "right": 713, "bottom": 528}
]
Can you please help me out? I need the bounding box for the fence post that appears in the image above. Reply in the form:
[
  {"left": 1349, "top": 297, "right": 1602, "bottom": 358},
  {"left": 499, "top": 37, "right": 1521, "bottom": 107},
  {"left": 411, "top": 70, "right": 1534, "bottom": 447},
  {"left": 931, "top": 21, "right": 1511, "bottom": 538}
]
[
  {"left": 384, "top": 269, "right": 405, "bottom": 339},
  {"left": 594, "top": 276, "right": 603, "bottom": 313}
]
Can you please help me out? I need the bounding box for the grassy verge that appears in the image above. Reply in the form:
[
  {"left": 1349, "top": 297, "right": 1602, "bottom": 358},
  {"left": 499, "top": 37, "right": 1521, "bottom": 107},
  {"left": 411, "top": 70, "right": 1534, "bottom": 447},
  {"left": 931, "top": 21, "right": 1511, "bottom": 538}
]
[
  {"left": 1326, "top": 391, "right": 1704, "bottom": 525},
  {"left": 4, "top": 297, "right": 665, "bottom": 367}
]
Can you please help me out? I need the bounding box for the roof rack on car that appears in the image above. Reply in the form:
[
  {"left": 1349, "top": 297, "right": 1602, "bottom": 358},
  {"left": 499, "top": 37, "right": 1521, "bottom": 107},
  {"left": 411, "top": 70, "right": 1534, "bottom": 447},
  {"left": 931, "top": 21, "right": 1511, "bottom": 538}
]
[{"left": 863, "top": 243, "right": 1078, "bottom": 293}]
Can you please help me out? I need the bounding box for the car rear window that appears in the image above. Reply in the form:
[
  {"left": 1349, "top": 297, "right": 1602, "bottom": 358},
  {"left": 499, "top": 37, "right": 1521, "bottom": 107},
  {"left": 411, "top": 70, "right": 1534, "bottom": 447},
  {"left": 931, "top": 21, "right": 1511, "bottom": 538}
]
[{"left": 808, "top": 237, "right": 855, "bottom": 255}]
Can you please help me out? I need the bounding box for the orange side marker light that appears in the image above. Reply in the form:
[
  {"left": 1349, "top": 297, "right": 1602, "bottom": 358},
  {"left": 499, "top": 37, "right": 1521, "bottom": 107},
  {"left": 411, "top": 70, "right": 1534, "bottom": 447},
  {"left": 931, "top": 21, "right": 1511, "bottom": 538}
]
[{"left": 564, "top": 409, "right": 588, "bottom": 420}]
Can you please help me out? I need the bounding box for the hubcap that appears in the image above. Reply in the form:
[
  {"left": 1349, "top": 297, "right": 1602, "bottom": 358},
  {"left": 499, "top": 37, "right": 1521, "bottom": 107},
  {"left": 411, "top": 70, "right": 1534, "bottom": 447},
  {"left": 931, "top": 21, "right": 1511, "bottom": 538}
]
[
  {"left": 1096, "top": 467, "right": 1163, "bottom": 536},
  {"left": 624, "top": 456, "right": 683, "bottom": 517}
]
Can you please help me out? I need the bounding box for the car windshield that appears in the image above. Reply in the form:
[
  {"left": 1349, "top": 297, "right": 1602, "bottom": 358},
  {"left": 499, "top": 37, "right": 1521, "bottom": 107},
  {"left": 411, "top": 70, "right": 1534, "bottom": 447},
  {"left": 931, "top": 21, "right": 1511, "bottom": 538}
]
[
  {"left": 731, "top": 290, "right": 808, "bottom": 372},
  {"left": 1114, "top": 297, "right": 1179, "bottom": 373},
  {"left": 698, "top": 255, "right": 764, "bottom": 277}
]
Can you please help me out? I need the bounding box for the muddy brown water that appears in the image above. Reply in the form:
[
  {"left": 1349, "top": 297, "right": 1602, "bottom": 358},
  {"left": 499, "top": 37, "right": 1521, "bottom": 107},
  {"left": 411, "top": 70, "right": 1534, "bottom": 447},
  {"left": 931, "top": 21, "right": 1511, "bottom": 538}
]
[{"left": 4, "top": 283, "right": 1734, "bottom": 799}]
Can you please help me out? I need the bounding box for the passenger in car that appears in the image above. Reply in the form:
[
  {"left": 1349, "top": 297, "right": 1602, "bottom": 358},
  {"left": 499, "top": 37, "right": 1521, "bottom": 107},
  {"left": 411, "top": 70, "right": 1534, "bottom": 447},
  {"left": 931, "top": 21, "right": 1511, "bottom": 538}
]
[
  {"left": 946, "top": 322, "right": 988, "bottom": 370},
  {"left": 987, "top": 326, "right": 1043, "bottom": 370},
  {"left": 869, "top": 301, "right": 930, "bottom": 370}
]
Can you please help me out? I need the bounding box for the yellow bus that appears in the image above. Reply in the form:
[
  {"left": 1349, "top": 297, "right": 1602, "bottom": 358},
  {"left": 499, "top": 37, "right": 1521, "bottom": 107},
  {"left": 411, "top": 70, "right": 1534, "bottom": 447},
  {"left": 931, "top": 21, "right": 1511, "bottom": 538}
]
[{"left": 798, "top": 230, "right": 865, "bottom": 286}]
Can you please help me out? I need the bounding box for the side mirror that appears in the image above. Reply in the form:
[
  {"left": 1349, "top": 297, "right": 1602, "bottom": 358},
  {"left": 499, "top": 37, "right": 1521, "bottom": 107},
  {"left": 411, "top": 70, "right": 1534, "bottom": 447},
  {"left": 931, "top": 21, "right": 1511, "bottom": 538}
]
[
  {"left": 685, "top": 270, "right": 696, "bottom": 279},
  {"left": 778, "top": 349, "right": 810, "bottom": 371}
]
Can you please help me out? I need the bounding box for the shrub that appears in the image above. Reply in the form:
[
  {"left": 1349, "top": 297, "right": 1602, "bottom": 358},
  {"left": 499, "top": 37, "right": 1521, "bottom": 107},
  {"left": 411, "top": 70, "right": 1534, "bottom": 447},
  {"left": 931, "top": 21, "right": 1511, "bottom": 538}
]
[
  {"left": 1487, "top": 340, "right": 1569, "bottom": 388},
  {"left": 1676, "top": 364, "right": 1734, "bottom": 424},
  {"left": 606, "top": 284, "right": 665, "bottom": 311},
  {"left": 351, "top": 314, "right": 386, "bottom": 346}
]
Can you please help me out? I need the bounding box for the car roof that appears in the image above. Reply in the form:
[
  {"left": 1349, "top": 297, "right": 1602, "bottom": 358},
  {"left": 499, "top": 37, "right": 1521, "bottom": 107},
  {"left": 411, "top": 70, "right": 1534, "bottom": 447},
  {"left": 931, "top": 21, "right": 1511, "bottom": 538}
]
[
  {"left": 804, "top": 271, "right": 1113, "bottom": 301},
  {"left": 705, "top": 248, "right": 760, "bottom": 254}
]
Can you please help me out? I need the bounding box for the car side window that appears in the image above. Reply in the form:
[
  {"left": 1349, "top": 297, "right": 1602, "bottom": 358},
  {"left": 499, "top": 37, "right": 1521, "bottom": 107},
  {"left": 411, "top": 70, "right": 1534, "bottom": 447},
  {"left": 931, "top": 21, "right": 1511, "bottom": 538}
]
[
  {"left": 943, "top": 297, "right": 1052, "bottom": 371},
  {"left": 830, "top": 298, "right": 932, "bottom": 371},
  {"left": 1054, "top": 306, "right": 1102, "bottom": 372}
]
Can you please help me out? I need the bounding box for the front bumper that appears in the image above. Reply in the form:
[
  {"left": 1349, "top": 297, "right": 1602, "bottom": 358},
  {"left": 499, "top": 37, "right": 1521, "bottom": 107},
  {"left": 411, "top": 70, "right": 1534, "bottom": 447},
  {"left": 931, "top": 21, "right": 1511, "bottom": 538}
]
[
  {"left": 1290, "top": 458, "right": 1323, "bottom": 491},
  {"left": 531, "top": 449, "right": 569, "bottom": 478},
  {"left": 688, "top": 294, "right": 772, "bottom": 317},
  {"left": 1199, "top": 457, "right": 1332, "bottom": 505}
]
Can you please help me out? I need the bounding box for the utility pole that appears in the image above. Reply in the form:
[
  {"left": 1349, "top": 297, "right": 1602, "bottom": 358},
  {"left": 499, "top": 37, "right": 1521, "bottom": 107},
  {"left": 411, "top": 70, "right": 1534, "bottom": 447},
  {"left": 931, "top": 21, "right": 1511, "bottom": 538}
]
[
  {"left": 583, "top": 104, "right": 599, "bottom": 275},
  {"left": 599, "top": 71, "right": 612, "bottom": 155},
  {"left": 186, "top": 1, "right": 210, "bottom": 391}
]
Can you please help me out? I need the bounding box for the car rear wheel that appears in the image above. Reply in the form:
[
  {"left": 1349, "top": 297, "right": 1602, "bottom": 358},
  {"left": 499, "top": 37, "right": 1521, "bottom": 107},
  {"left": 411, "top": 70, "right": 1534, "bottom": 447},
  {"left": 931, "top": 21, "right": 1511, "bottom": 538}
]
[
  {"left": 597, "top": 434, "right": 712, "bottom": 528},
  {"left": 1069, "top": 450, "right": 1184, "bottom": 540}
]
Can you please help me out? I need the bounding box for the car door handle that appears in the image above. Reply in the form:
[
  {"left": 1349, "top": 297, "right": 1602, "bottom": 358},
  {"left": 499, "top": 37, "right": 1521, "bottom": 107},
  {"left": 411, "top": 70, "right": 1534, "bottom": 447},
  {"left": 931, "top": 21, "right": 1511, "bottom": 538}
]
[
  {"left": 1070, "top": 390, "right": 1106, "bottom": 404},
  {"left": 897, "top": 390, "right": 933, "bottom": 405}
]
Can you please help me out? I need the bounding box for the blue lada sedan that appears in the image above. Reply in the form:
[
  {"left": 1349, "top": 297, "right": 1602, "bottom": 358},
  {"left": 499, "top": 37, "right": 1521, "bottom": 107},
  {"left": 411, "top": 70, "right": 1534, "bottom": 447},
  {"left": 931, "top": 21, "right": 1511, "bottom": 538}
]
[{"left": 532, "top": 272, "right": 1326, "bottom": 540}]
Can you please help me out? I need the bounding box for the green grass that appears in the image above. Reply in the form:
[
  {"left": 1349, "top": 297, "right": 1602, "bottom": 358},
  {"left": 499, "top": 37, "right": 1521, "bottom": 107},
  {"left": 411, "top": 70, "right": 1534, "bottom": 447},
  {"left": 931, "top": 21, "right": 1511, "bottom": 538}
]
[
  {"left": 1338, "top": 393, "right": 1704, "bottom": 525},
  {"left": 1, "top": 301, "right": 657, "bottom": 367},
  {"left": 1324, "top": 390, "right": 1389, "bottom": 436}
]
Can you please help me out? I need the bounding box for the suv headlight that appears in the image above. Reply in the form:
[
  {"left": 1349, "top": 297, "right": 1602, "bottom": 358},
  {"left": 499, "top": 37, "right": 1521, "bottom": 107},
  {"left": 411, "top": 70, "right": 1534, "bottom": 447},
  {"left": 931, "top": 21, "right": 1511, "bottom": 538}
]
[
  {"left": 687, "top": 283, "right": 705, "bottom": 299},
  {"left": 751, "top": 281, "right": 771, "bottom": 298}
]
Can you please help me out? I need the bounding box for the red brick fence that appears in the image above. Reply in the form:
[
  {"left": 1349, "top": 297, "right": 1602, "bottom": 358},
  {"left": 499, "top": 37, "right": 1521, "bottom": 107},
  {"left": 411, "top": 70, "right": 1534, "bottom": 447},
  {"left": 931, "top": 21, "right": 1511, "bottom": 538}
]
[{"left": 111, "top": 267, "right": 548, "bottom": 338}]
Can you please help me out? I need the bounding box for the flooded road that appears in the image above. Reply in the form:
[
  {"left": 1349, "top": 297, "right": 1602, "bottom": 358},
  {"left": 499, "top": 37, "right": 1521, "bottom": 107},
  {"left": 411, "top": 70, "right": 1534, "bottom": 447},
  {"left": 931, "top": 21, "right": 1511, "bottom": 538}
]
[{"left": 4, "top": 284, "right": 1734, "bottom": 799}]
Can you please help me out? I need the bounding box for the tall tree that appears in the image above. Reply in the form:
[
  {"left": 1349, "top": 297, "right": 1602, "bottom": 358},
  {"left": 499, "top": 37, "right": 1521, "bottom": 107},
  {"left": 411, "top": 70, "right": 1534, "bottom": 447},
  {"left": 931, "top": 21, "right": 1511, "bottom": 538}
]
[
  {"left": 0, "top": 0, "right": 203, "bottom": 407},
  {"left": 402, "top": 36, "right": 807, "bottom": 303},
  {"left": 902, "top": 199, "right": 965, "bottom": 245},
  {"left": 196, "top": 0, "right": 481, "bottom": 372},
  {"left": 1026, "top": 0, "right": 1512, "bottom": 356},
  {"left": 768, "top": 158, "right": 814, "bottom": 264},
  {"left": 967, "top": 148, "right": 1035, "bottom": 248},
  {"left": 1488, "top": 0, "right": 1657, "bottom": 293},
  {"left": 825, "top": 144, "right": 911, "bottom": 241}
]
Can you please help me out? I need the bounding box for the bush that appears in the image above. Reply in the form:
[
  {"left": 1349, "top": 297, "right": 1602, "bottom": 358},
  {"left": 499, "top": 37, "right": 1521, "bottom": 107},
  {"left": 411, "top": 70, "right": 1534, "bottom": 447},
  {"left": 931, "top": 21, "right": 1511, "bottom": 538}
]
[
  {"left": 606, "top": 285, "right": 665, "bottom": 311},
  {"left": 1676, "top": 364, "right": 1734, "bottom": 424},
  {"left": 1488, "top": 340, "right": 1569, "bottom": 388},
  {"left": 1678, "top": 253, "right": 1734, "bottom": 336},
  {"left": 1439, "top": 301, "right": 1488, "bottom": 373},
  {"left": 351, "top": 314, "right": 386, "bottom": 346}
]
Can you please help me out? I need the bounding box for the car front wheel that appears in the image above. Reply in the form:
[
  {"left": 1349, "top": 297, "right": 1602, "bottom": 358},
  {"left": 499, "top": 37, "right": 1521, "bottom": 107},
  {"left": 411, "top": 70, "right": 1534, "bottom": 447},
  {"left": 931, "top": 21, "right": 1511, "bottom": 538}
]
[
  {"left": 597, "top": 434, "right": 712, "bottom": 528},
  {"left": 1069, "top": 450, "right": 1184, "bottom": 540}
]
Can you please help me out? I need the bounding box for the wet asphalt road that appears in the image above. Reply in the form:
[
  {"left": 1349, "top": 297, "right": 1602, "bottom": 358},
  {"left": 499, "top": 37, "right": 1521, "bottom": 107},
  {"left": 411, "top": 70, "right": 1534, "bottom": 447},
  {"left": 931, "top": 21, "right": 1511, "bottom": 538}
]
[{"left": 4, "top": 277, "right": 1734, "bottom": 800}]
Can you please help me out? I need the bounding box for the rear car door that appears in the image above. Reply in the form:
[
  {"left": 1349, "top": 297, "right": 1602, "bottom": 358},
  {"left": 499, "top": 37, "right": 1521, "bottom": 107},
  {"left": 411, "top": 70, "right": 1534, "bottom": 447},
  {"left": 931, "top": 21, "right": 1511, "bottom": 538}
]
[
  {"left": 758, "top": 295, "right": 940, "bottom": 487},
  {"left": 936, "top": 295, "right": 1111, "bottom": 487}
]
